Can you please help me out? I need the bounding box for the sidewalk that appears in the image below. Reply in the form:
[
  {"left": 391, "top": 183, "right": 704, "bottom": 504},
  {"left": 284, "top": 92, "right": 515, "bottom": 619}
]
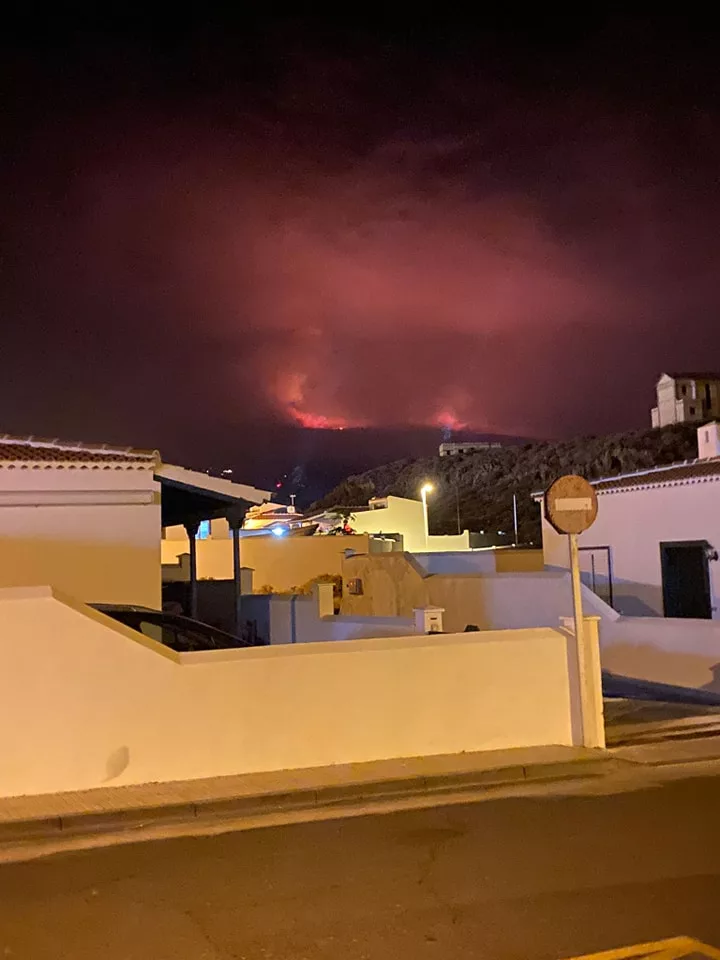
[
  {"left": 610, "top": 733, "right": 720, "bottom": 766},
  {"left": 2, "top": 735, "right": 720, "bottom": 862},
  {"left": 0, "top": 745, "right": 613, "bottom": 850},
  {"left": 605, "top": 698, "right": 720, "bottom": 746}
]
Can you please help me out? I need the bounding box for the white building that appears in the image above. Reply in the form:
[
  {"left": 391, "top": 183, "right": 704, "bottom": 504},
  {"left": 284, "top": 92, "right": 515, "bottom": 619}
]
[
  {"left": 651, "top": 372, "right": 720, "bottom": 427},
  {"left": 439, "top": 441, "right": 502, "bottom": 457},
  {"left": 0, "top": 435, "right": 162, "bottom": 607},
  {"left": 0, "top": 434, "right": 269, "bottom": 609},
  {"left": 349, "top": 495, "right": 475, "bottom": 552},
  {"left": 538, "top": 422, "right": 720, "bottom": 619}
]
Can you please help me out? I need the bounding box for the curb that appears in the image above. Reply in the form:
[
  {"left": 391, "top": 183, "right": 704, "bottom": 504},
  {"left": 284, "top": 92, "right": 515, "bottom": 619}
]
[
  {"left": 609, "top": 732, "right": 720, "bottom": 767},
  {"left": 0, "top": 756, "right": 616, "bottom": 847}
]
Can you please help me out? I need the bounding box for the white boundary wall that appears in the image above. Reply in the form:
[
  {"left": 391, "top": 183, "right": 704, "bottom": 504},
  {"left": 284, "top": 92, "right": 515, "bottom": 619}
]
[
  {"left": 600, "top": 617, "right": 720, "bottom": 692},
  {"left": 0, "top": 586, "right": 584, "bottom": 798}
]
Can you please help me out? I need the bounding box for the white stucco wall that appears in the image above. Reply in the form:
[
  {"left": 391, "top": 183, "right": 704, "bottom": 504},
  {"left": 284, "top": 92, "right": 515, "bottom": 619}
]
[
  {"left": 426, "top": 533, "right": 472, "bottom": 551},
  {"left": 414, "top": 549, "right": 543, "bottom": 575},
  {"left": 349, "top": 497, "right": 472, "bottom": 553},
  {"left": 241, "top": 588, "right": 417, "bottom": 645},
  {"left": 540, "top": 480, "right": 720, "bottom": 618},
  {"left": 0, "top": 467, "right": 161, "bottom": 607},
  {"left": 0, "top": 586, "right": 583, "bottom": 798},
  {"left": 341, "top": 549, "right": 610, "bottom": 633},
  {"left": 600, "top": 617, "right": 720, "bottom": 692},
  {"left": 342, "top": 553, "right": 720, "bottom": 692},
  {"left": 162, "top": 533, "right": 372, "bottom": 591},
  {"left": 460, "top": 573, "right": 615, "bottom": 630},
  {"left": 349, "top": 497, "right": 426, "bottom": 551},
  {"left": 244, "top": 576, "right": 720, "bottom": 691},
  {"left": 654, "top": 374, "right": 678, "bottom": 426},
  {"left": 415, "top": 550, "right": 496, "bottom": 574}
]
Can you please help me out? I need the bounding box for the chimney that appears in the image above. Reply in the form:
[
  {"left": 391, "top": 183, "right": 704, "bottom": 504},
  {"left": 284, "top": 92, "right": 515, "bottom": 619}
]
[
  {"left": 314, "top": 582, "right": 335, "bottom": 619},
  {"left": 413, "top": 606, "right": 445, "bottom": 634},
  {"left": 698, "top": 422, "right": 720, "bottom": 460},
  {"left": 240, "top": 567, "right": 254, "bottom": 595}
]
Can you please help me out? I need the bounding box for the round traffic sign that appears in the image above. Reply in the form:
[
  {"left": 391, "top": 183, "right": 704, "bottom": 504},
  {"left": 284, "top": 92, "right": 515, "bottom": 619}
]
[{"left": 544, "top": 474, "right": 598, "bottom": 535}]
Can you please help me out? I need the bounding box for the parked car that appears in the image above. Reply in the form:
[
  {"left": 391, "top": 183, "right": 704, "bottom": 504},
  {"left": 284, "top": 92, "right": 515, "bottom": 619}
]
[{"left": 91, "top": 604, "right": 256, "bottom": 653}]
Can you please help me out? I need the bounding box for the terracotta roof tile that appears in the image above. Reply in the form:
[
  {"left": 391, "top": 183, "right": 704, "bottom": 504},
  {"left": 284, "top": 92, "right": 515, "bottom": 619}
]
[
  {"left": 662, "top": 371, "right": 720, "bottom": 381},
  {"left": 0, "top": 434, "right": 158, "bottom": 468},
  {"left": 594, "top": 457, "right": 720, "bottom": 492}
]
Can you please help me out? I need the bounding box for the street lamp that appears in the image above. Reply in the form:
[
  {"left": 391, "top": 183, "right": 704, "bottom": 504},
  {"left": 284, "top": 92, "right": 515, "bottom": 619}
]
[{"left": 420, "top": 482, "right": 434, "bottom": 549}]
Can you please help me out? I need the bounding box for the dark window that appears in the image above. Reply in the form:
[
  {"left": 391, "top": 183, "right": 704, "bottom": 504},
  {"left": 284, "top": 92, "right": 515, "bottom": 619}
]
[
  {"left": 689, "top": 405, "right": 696, "bottom": 415},
  {"left": 681, "top": 384, "right": 687, "bottom": 395},
  {"left": 706, "top": 383, "right": 712, "bottom": 408}
]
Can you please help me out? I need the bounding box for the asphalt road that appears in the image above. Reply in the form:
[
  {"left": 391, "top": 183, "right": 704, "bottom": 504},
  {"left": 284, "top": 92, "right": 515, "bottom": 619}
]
[{"left": 0, "top": 773, "right": 719, "bottom": 959}]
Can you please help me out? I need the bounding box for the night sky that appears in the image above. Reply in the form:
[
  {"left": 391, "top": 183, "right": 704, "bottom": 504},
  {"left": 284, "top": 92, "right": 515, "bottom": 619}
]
[{"left": 3, "top": 14, "right": 720, "bottom": 492}]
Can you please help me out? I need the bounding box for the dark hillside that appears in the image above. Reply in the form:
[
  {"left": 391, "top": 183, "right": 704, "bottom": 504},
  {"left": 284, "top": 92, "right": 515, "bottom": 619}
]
[{"left": 312, "top": 423, "right": 701, "bottom": 544}]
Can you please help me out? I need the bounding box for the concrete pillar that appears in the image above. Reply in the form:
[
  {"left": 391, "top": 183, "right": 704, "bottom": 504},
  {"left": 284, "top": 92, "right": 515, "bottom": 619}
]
[
  {"left": 240, "top": 567, "right": 254, "bottom": 595},
  {"left": 230, "top": 522, "right": 242, "bottom": 636},
  {"left": 314, "top": 582, "right": 335, "bottom": 619},
  {"left": 183, "top": 521, "right": 200, "bottom": 619},
  {"left": 560, "top": 614, "right": 606, "bottom": 749},
  {"left": 225, "top": 505, "right": 249, "bottom": 638}
]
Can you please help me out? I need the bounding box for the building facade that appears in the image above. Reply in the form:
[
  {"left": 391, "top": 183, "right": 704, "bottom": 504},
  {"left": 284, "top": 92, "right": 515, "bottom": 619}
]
[
  {"left": 349, "top": 495, "right": 476, "bottom": 552},
  {"left": 0, "top": 435, "right": 162, "bottom": 606},
  {"left": 162, "top": 530, "right": 380, "bottom": 592},
  {"left": 0, "top": 435, "right": 270, "bottom": 610},
  {"left": 539, "top": 422, "right": 720, "bottom": 619},
  {"left": 651, "top": 372, "right": 720, "bottom": 427},
  {"left": 341, "top": 549, "right": 549, "bottom": 632},
  {"left": 439, "top": 441, "right": 502, "bottom": 457}
]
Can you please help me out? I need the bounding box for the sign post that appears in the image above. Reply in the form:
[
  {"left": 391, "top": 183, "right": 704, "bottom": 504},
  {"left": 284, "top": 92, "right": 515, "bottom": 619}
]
[{"left": 544, "top": 475, "right": 602, "bottom": 748}]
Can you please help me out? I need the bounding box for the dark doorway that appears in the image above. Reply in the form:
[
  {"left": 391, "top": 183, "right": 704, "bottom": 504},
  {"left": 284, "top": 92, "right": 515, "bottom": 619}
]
[{"left": 660, "top": 541, "right": 712, "bottom": 618}]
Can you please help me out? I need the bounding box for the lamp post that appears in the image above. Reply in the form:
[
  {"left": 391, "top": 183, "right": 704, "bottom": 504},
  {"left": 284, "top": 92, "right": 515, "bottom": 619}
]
[{"left": 420, "top": 483, "right": 433, "bottom": 550}]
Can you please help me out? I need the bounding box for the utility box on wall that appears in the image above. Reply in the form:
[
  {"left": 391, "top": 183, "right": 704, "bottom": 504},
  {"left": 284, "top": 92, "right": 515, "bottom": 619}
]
[{"left": 413, "top": 606, "right": 445, "bottom": 634}]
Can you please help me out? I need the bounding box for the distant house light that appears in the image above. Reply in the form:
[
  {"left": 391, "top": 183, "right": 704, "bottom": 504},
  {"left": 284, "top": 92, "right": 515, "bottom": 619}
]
[{"left": 271, "top": 526, "right": 287, "bottom": 538}]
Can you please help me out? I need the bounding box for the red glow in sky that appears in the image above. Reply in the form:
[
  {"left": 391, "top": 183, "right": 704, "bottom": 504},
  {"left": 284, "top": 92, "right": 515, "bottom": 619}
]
[
  {"left": 287, "top": 408, "right": 353, "bottom": 430},
  {"left": 5, "top": 18, "right": 720, "bottom": 462},
  {"left": 433, "top": 409, "right": 468, "bottom": 432}
]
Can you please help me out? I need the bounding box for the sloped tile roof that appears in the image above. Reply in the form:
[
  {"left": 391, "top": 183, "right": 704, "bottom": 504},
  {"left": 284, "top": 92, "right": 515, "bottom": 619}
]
[
  {"left": 594, "top": 457, "right": 720, "bottom": 493},
  {"left": 661, "top": 371, "right": 720, "bottom": 381},
  {"left": 0, "top": 434, "right": 158, "bottom": 469},
  {"left": 532, "top": 457, "right": 720, "bottom": 499}
]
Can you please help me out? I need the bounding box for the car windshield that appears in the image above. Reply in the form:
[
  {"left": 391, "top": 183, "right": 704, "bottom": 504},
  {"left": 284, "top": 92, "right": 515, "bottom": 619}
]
[{"left": 134, "top": 616, "right": 238, "bottom": 652}]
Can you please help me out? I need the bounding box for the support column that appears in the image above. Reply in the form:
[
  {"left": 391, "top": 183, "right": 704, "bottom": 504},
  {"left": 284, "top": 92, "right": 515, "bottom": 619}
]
[
  {"left": 581, "top": 615, "right": 606, "bottom": 749},
  {"left": 226, "top": 505, "right": 247, "bottom": 639},
  {"left": 184, "top": 520, "right": 200, "bottom": 620},
  {"left": 230, "top": 519, "right": 243, "bottom": 638}
]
